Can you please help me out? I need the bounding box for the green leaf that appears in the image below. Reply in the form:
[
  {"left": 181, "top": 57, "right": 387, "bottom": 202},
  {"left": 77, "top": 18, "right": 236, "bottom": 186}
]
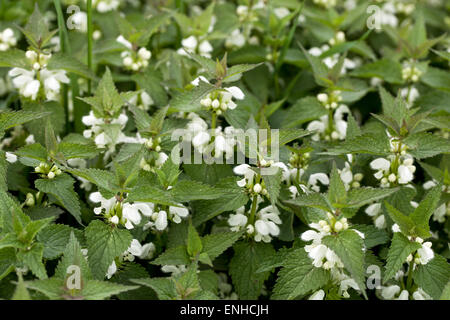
[
  {"left": 404, "top": 132, "right": 450, "bottom": 159},
  {"left": 132, "top": 71, "right": 168, "bottom": 107},
  {"left": 82, "top": 280, "right": 138, "bottom": 300},
  {"left": 325, "top": 132, "right": 391, "bottom": 156},
  {"left": 350, "top": 59, "right": 403, "bottom": 84},
  {"left": 285, "top": 193, "right": 333, "bottom": 213},
  {"left": 272, "top": 248, "right": 330, "bottom": 300},
  {"left": 17, "top": 243, "right": 47, "bottom": 279},
  {"left": 440, "top": 281, "right": 450, "bottom": 300},
  {"left": 282, "top": 96, "right": 327, "bottom": 128},
  {"left": 413, "top": 255, "right": 450, "bottom": 300},
  {"left": 322, "top": 229, "right": 367, "bottom": 298},
  {"left": 26, "top": 278, "right": 64, "bottom": 300},
  {"left": 85, "top": 220, "right": 132, "bottom": 279},
  {"left": 346, "top": 187, "right": 399, "bottom": 209},
  {"left": 12, "top": 273, "right": 32, "bottom": 300},
  {"left": 47, "top": 53, "right": 95, "bottom": 79},
  {"left": 57, "top": 142, "right": 99, "bottom": 160},
  {"left": 383, "top": 232, "right": 421, "bottom": 283},
  {"left": 353, "top": 225, "right": 389, "bottom": 249},
  {"left": 187, "top": 223, "right": 203, "bottom": 257},
  {"left": 328, "top": 164, "right": 347, "bottom": 206},
  {"left": 37, "top": 224, "right": 82, "bottom": 260},
  {"left": 131, "top": 278, "right": 177, "bottom": 300},
  {"left": 224, "top": 63, "right": 263, "bottom": 83},
  {"left": 201, "top": 231, "right": 243, "bottom": 261},
  {"left": 35, "top": 174, "right": 82, "bottom": 224},
  {"left": 171, "top": 180, "right": 224, "bottom": 202},
  {"left": 0, "top": 111, "right": 50, "bottom": 135},
  {"left": 152, "top": 246, "right": 190, "bottom": 266},
  {"left": 127, "top": 185, "right": 178, "bottom": 207},
  {"left": 54, "top": 232, "right": 91, "bottom": 288},
  {"left": 262, "top": 168, "right": 282, "bottom": 205},
  {"left": 384, "top": 202, "right": 416, "bottom": 236},
  {"left": 409, "top": 183, "right": 442, "bottom": 238},
  {"left": 16, "top": 143, "right": 48, "bottom": 164},
  {"left": 229, "top": 241, "right": 275, "bottom": 300},
  {"left": 0, "top": 49, "right": 29, "bottom": 69},
  {"left": 169, "top": 80, "right": 216, "bottom": 112},
  {"left": 65, "top": 168, "right": 118, "bottom": 196},
  {"left": 192, "top": 177, "right": 248, "bottom": 226}
]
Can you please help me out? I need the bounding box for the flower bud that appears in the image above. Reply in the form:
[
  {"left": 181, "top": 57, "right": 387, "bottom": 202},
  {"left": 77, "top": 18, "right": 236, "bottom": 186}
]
[{"left": 253, "top": 183, "right": 262, "bottom": 193}]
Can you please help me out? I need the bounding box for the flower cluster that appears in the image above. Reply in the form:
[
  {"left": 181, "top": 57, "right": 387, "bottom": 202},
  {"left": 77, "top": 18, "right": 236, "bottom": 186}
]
[
  {"left": 178, "top": 35, "right": 213, "bottom": 58},
  {"left": 317, "top": 90, "right": 343, "bottom": 110},
  {"left": 307, "top": 104, "right": 349, "bottom": 141},
  {"left": 117, "top": 36, "right": 151, "bottom": 71},
  {"left": 34, "top": 162, "right": 63, "bottom": 179},
  {"left": 200, "top": 88, "right": 244, "bottom": 115},
  {"left": 90, "top": 0, "right": 120, "bottom": 13},
  {"left": 82, "top": 111, "right": 130, "bottom": 153},
  {"left": 402, "top": 61, "right": 422, "bottom": 83},
  {"left": 370, "top": 156, "right": 415, "bottom": 187},
  {"left": 0, "top": 28, "right": 17, "bottom": 51},
  {"left": 228, "top": 197, "right": 282, "bottom": 243},
  {"left": 9, "top": 50, "right": 69, "bottom": 101}
]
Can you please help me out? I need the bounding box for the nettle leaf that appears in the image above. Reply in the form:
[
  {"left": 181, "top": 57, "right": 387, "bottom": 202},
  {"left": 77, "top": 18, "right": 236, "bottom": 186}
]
[
  {"left": 85, "top": 220, "right": 132, "bottom": 279},
  {"left": 131, "top": 278, "right": 177, "bottom": 300},
  {"left": 35, "top": 174, "right": 82, "bottom": 224},
  {"left": 384, "top": 202, "right": 416, "bottom": 236},
  {"left": 413, "top": 254, "right": 450, "bottom": 300},
  {"left": 350, "top": 58, "right": 403, "bottom": 84},
  {"left": 65, "top": 168, "right": 119, "bottom": 197},
  {"left": 345, "top": 187, "right": 399, "bottom": 209},
  {"left": 325, "top": 132, "right": 391, "bottom": 156},
  {"left": 169, "top": 80, "right": 216, "bottom": 112},
  {"left": 132, "top": 71, "right": 168, "bottom": 107},
  {"left": 0, "top": 111, "right": 50, "bottom": 136},
  {"left": 47, "top": 53, "right": 95, "bottom": 80},
  {"left": 201, "top": 231, "right": 243, "bottom": 261},
  {"left": 262, "top": 168, "right": 282, "bottom": 205},
  {"left": 17, "top": 243, "right": 47, "bottom": 279},
  {"left": 409, "top": 183, "right": 442, "bottom": 238},
  {"left": 0, "top": 49, "right": 30, "bottom": 69},
  {"left": 282, "top": 96, "right": 327, "bottom": 128},
  {"left": 54, "top": 232, "right": 91, "bottom": 281},
  {"left": 187, "top": 223, "right": 203, "bottom": 257},
  {"left": 16, "top": 143, "right": 48, "bottom": 164},
  {"left": 322, "top": 229, "right": 367, "bottom": 298},
  {"left": 152, "top": 246, "right": 190, "bottom": 266},
  {"left": 404, "top": 132, "right": 450, "bottom": 159},
  {"left": 37, "top": 224, "right": 83, "bottom": 260},
  {"left": 353, "top": 224, "right": 389, "bottom": 249},
  {"left": 272, "top": 248, "right": 330, "bottom": 300},
  {"left": 171, "top": 179, "right": 225, "bottom": 202},
  {"left": 223, "top": 63, "right": 263, "bottom": 83},
  {"left": 328, "top": 164, "right": 347, "bottom": 206},
  {"left": 383, "top": 232, "right": 421, "bottom": 283},
  {"left": 229, "top": 241, "right": 275, "bottom": 300},
  {"left": 192, "top": 177, "right": 248, "bottom": 226},
  {"left": 285, "top": 193, "right": 333, "bottom": 213},
  {"left": 20, "top": 4, "right": 57, "bottom": 49}
]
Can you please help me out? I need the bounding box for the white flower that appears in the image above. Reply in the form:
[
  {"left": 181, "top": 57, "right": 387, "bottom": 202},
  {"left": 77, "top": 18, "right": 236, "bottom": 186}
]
[
  {"left": 169, "top": 205, "right": 189, "bottom": 223},
  {"left": 93, "top": 0, "right": 120, "bottom": 13},
  {"left": 106, "top": 260, "right": 117, "bottom": 279},
  {"left": 89, "top": 192, "right": 116, "bottom": 215},
  {"left": 8, "top": 68, "right": 40, "bottom": 100},
  {"left": 308, "top": 173, "right": 329, "bottom": 192},
  {"left": 309, "top": 290, "right": 325, "bottom": 300},
  {"left": 128, "top": 239, "right": 155, "bottom": 260},
  {"left": 0, "top": 28, "right": 17, "bottom": 51},
  {"left": 161, "top": 264, "right": 187, "bottom": 276},
  {"left": 412, "top": 288, "right": 432, "bottom": 300},
  {"left": 5, "top": 152, "right": 17, "bottom": 163},
  {"left": 415, "top": 241, "right": 434, "bottom": 265},
  {"left": 71, "top": 11, "right": 88, "bottom": 33},
  {"left": 397, "top": 164, "right": 414, "bottom": 184},
  {"left": 380, "top": 285, "right": 401, "bottom": 300},
  {"left": 178, "top": 36, "right": 213, "bottom": 58},
  {"left": 225, "top": 29, "right": 246, "bottom": 48},
  {"left": 228, "top": 213, "right": 248, "bottom": 231},
  {"left": 154, "top": 210, "right": 168, "bottom": 231}
]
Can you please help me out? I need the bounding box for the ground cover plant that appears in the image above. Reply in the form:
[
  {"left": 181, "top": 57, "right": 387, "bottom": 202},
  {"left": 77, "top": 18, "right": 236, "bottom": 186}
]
[{"left": 0, "top": 0, "right": 449, "bottom": 300}]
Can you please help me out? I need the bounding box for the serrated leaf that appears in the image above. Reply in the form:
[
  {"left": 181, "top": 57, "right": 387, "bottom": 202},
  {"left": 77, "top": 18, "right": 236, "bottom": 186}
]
[
  {"left": 187, "top": 223, "right": 202, "bottom": 257},
  {"left": 272, "top": 248, "right": 330, "bottom": 300},
  {"left": 322, "top": 229, "right": 367, "bottom": 298},
  {"left": 35, "top": 174, "right": 82, "bottom": 224},
  {"left": 413, "top": 255, "right": 450, "bottom": 300},
  {"left": 383, "top": 202, "right": 416, "bottom": 236},
  {"left": 37, "top": 224, "right": 82, "bottom": 260},
  {"left": 383, "top": 232, "right": 421, "bottom": 283},
  {"left": 201, "top": 231, "right": 243, "bottom": 261},
  {"left": 169, "top": 80, "right": 216, "bottom": 112},
  {"left": 346, "top": 187, "right": 399, "bottom": 209},
  {"left": 229, "top": 241, "right": 275, "bottom": 300},
  {"left": 85, "top": 220, "right": 132, "bottom": 279},
  {"left": 81, "top": 280, "right": 138, "bottom": 300},
  {"left": 328, "top": 164, "right": 347, "bottom": 206},
  {"left": 152, "top": 246, "right": 190, "bottom": 266},
  {"left": 404, "top": 132, "right": 450, "bottom": 159},
  {"left": 171, "top": 180, "right": 224, "bottom": 202},
  {"left": 409, "top": 183, "right": 442, "bottom": 238},
  {"left": 18, "top": 243, "right": 47, "bottom": 280},
  {"left": 262, "top": 168, "right": 282, "bottom": 205},
  {"left": 285, "top": 193, "right": 333, "bottom": 213},
  {"left": 131, "top": 278, "right": 177, "bottom": 300}
]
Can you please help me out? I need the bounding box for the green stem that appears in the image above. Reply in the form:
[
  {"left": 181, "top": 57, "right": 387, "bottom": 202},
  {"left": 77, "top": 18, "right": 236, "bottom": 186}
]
[
  {"left": 406, "top": 262, "right": 414, "bottom": 290},
  {"left": 87, "top": 0, "right": 93, "bottom": 95},
  {"left": 248, "top": 194, "right": 258, "bottom": 225}
]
